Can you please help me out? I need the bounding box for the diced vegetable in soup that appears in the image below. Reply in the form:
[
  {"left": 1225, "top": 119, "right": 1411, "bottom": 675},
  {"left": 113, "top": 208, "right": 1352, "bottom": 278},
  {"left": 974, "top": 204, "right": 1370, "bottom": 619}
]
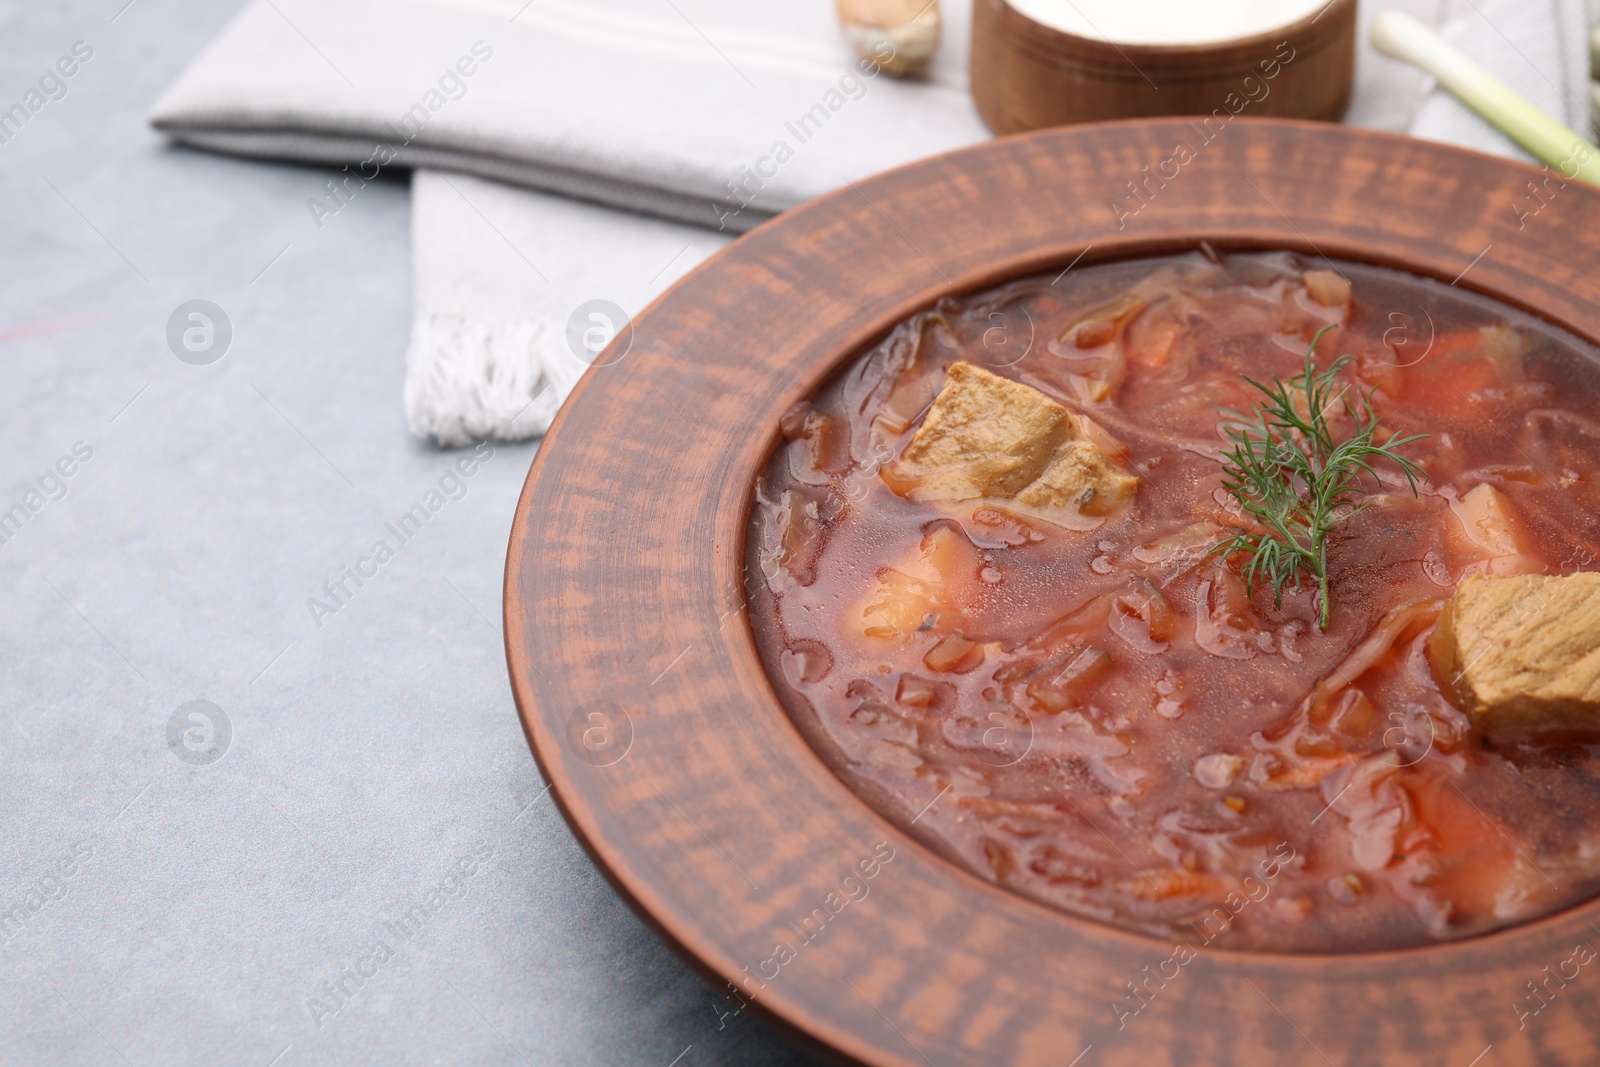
[{"left": 745, "top": 251, "right": 1600, "bottom": 952}]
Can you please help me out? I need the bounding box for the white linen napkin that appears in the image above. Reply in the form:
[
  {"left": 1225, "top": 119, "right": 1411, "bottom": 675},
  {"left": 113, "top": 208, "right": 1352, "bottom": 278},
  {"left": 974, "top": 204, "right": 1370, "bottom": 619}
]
[
  {"left": 149, "top": 0, "right": 984, "bottom": 232},
  {"left": 404, "top": 174, "right": 730, "bottom": 443},
  {"left": 150, "top": 0, "right": 985, "bottom": 444},
  {"left": 151, "top": 0, "right": 1589, "bottom": 446}
]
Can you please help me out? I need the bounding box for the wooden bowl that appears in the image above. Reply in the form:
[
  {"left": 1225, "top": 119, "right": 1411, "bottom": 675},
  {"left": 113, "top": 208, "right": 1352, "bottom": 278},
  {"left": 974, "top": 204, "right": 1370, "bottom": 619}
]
[
  {"left": 505, "top": 120, "right": 1600, "bottom": 1066},
  {"left": 970, "top": 0, "right": 1356, "bottom": 134}
]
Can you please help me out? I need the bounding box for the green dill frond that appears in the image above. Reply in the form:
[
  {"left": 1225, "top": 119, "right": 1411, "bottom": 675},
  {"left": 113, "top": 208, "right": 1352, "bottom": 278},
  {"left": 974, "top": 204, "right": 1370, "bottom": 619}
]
[{"left": 1211, "top": 324, "right": 1429, "bottom": 629}]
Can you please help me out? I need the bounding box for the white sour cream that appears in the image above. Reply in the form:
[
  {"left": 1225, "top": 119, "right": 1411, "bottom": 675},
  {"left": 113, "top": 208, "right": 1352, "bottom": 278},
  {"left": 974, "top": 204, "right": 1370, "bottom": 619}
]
[{"left": 1005, "top": 0, "right": 1329, "bottom": 45}]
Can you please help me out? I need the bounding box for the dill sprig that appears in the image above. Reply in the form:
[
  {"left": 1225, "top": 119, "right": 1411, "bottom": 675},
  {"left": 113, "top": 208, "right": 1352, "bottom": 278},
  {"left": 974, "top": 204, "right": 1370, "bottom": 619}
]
[{"left": 1212, "top": 325, "right": 1429, "bottom": 630}]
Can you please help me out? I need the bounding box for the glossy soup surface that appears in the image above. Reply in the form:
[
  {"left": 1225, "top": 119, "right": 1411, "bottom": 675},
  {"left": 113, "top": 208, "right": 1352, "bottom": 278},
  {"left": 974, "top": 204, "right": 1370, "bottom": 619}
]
[{"left": 746, "top": 251, "right": 1600, "bottom": 952}]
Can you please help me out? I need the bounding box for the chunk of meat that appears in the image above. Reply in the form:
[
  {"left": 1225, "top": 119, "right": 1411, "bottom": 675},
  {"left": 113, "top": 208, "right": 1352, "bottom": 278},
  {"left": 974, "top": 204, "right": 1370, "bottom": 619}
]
[
  {"left": 882, "top": 362, "right": 1137, "bottom": 521},
  {"left": 894, "top": 362, "right": 1074, "bottom": 493},
  {"left": 1432, "top": 572, "right": 1600, "bottom": 740},
  {"left": 1013, "top": 440, "right": 1136, "bottom": 517}
]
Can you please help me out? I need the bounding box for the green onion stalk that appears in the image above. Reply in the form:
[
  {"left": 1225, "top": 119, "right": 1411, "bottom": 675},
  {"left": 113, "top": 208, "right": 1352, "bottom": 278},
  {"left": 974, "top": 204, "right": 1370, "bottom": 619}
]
[{"left": 1372, "top": 11, "right": 1600, "bottom": 188}]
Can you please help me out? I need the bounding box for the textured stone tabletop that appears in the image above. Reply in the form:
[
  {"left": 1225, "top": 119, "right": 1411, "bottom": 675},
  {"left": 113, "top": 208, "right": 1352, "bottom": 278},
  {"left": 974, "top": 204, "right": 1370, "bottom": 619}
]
[{"left": 0, "top": 2, "right": 824, "bottom": 1063}]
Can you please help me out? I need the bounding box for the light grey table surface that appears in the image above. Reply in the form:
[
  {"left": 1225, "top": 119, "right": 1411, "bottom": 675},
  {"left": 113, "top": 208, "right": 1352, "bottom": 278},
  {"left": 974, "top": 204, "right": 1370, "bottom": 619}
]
[{"left": 0, "top": 1, "right": 827, "bottom": 1064}]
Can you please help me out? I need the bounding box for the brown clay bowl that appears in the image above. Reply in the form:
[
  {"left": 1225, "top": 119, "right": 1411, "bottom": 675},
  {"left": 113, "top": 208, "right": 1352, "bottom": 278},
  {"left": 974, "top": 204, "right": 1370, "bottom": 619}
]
[
  {"left": 505, "top": 119, "right": 1600, "bottom": 1066},
  {"left": 970, "top": 0, "right": 1356, "bottom": 134}
]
